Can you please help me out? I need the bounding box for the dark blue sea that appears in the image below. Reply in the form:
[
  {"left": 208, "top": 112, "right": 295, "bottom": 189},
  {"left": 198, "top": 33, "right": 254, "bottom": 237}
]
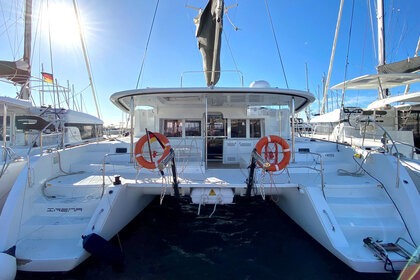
[{"left": 16, "top": 197, "right": 397, "bottom": 280}]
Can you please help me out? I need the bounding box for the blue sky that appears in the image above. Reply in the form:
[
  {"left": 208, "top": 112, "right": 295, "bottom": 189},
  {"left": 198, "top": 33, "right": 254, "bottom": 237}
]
[{"left": 1, "top": 0, "right": 420, "bottom": 125}]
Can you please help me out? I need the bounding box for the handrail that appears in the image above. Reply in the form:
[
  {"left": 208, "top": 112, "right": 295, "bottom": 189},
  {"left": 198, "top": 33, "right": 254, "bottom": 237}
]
[
  {"left": 322, "top": 209, "right": 335, "bottom": 231},
  {"left": 0, "top": 146, "right": 21, "bottom": 177},
  {"left": 331, "top": 118, "right": 407, "bottom": 188},
  {"left": 391, "top": 140, "right": 420, "bottom": 159},
  {"left": 2, "top": 146, "right": 18, "bottom": 161},
  {"left": 101, "top": 152, "right": 135, "bottom": 197},
  {"left": 363, "top": 119, "right": 401, "bottom": 157},
  {"left": 289, "top": 150, "right": 325, "bottom": 196},
  {"left": 26, "top": 119, "right": 64, "bottom": 156},
  {"left": 343, "top": 118, "right": 404, "bottom": 188},
  {"left": 312, "top": 118, "right": 408, "bottom": 159}
]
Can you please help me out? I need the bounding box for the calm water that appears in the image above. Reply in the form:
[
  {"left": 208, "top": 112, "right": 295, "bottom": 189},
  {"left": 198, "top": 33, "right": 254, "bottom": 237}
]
[{"left": 16, "top": 197, "right": 397, "bottom": 280}]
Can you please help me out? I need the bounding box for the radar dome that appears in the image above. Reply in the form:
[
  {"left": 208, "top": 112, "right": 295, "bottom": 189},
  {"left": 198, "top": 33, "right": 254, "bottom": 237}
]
[{"left": 249, "top": 80, "right": 271, "bottom": 88}]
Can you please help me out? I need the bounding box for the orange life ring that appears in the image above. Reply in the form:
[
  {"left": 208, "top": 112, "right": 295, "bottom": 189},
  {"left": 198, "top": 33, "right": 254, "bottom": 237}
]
[
  {"left": 134, "top": 132, "right": 171, "bottom": 169},
  {"left": 255, "top": 135, "right": 291, "bottom": 172}
]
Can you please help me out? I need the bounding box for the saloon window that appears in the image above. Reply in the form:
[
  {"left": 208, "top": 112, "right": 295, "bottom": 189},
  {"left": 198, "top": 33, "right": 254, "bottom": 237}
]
[
  {"left": 250, "top": 119, "right": 262, "bottom": 138},
  {"left": 162, "top": 119, "right": 182, "bottom": 137},
  {"left": 185, "top": 120, "right": 201, "bottom": 136},
  {"left": 231, "top": 119, "right": 246, "bottom": 138}
]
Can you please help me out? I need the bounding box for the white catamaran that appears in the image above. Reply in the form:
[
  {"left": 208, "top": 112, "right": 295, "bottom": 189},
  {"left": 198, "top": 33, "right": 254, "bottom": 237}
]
[
  {"left": 0, "top": 1, "right": 419, "bottom": 278},
  {"left": 310, "top": 1, "right": 420, "bottom": 195},
  {"left": 0, "top": 0, "right": 104, "bottom": 215}
]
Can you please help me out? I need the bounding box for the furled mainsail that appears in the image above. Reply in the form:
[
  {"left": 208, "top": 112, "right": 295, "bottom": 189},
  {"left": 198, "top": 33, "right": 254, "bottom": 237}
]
[
  {"left": 0, "top": 60, "right": 30, "bottom": 85},
  {"left": 377, "top": 56, "right": 420, "bottom": 74},
  {"left": 194, "top": 0, "right": 224, "bottom": 87}
]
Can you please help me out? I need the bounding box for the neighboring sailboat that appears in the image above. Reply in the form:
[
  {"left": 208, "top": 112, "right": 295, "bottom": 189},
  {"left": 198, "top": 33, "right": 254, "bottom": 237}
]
[
  {"left": 311, "top": 0, "right": 420, "bottom": 153},
  {"left": 0, "top": 0, "right": 103, "bottom": 211},
  {"left": 311, "top": 1, "right": 420, "bottom": 194}
]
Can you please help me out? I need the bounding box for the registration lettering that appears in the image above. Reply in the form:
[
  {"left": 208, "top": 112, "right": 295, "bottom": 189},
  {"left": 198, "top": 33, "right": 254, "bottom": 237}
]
[{"left": 47, "top": 207, "right": 82, "bottom": 213}]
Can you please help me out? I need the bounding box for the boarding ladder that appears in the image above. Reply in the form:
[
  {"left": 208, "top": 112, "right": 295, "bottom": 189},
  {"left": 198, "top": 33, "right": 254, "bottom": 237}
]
[{"left": 363, "top": 237, "right": 416, "bottom": 272}]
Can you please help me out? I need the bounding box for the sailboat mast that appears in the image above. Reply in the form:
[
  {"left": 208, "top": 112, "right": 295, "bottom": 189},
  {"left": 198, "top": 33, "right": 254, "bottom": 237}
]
[
  {"left": 72, "top": 0, "right": 101, "bottom": 119},
  {"left": 377, "top": 0, "right": 387, "bottom": 99},
  {"left": 20, "top": 0, "right": 32, "bottom": 100},
  {"left": 23, "top": 0, "right": 32, "bottom": 66},
  {"left": 320, "top": 0, "right": 344, "bottom": 114}
]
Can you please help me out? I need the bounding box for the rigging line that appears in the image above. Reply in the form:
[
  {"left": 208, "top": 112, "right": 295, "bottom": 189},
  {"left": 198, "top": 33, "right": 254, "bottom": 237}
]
[
  {"left": 223, "top": 30, "right": 241, "bottom": 83},
  {"left": 388, "top": 0, "right": 409, "bottom": 62},
  {"left": 33, "top": 1, "right": 43, "bottom": 104},
  {"left": 0, "top": 0, "right": 16, "bottom": 59},
  {"left": 136, "top": 0, "right": 159, "bottom": 89},
  {"left": 263, "top": 0, "right": 288, "bottom": 88},
  {"left": 356, "top": 2, "right": 371, "bottom": 107},
  {"left": 50, "top": 83, "right": 88, "bottom": 109},
  {"left": 340, "top": 0, "right": 356, "bottom": 108},
  {"left": 224, "top": 2, "right": 239, "bottom": 31},
  {"left": 223, "top": 1, "right": 241, "bottom": 82},
  {"left": 367, "top": 0, "right": 377, "bottom": 63},
  {"left": 46, "top": 0, "right": 57, "bottom": 107},
  {"left": 4, "top": 3, "right": 27, "bottom": 60},
  {"left": 386, "top": 0, "right": 403, "bottom": 62}
]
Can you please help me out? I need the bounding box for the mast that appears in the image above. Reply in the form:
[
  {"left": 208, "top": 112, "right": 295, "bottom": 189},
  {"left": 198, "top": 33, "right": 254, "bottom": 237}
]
[
  {"left": 320, "top": 0, "right": 344, "bottom": 114},
  {"left": 0, "top": 0, "right": 31, "bottom": 88},
  {"left": 72, "top": 0, "right": 101, "bottom": 119},
  {"left": 377, "top": 0, "right": 387, "bottom": 99},
  {"left": 19, "top": 0, "right": 32, "bottom": 100},
  {"left": 23, "top": 0, "right": 32, "bottom": 70}
]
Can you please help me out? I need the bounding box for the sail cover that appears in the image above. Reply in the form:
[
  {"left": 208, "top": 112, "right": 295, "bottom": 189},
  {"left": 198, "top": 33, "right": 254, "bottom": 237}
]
[
  {"left": 195, "top": 0, "right": 224, "bottom": 87},
  {"left": 0, "top": 59, "right": 30, "bottom": 85},
  {"left": 377, "top": 56, "right": 420, "bottom": 74}
]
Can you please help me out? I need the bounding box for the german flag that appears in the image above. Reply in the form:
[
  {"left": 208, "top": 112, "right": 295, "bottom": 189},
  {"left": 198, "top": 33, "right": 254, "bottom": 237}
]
[{"left": 41, "top": 72, "right": 53, "bottom": 83}]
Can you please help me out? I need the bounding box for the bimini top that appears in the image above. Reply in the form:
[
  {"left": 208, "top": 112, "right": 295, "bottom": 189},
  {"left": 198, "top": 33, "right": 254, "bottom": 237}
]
[
  {"left": 331, "top": 73, "right": 420, "bottom": 90},
  {"left": 367, "top": 91, "right": 420, "bottom": 110},
  {"left": 110, "top": 87, "right": 315, "bottom": 113},
  {"left": 0, "top": 96, "right": 32, "bottom": 113}
]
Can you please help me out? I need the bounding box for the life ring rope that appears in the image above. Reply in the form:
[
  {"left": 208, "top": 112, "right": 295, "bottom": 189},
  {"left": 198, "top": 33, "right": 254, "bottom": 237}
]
[
  {"left": 134, "top": 132, "right": 172, "bottom": 169},
  {"left": 254, "top": 135, "right": 291, "bottom": 172}
]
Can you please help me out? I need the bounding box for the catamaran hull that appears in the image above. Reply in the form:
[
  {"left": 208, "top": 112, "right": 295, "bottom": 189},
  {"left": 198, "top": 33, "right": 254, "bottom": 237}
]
[
  {"left": 0, "top": 143, "right": 157, "bottom": 275},
  {"left": 0, "top": 160, "right": 26, "bottom": 212},
  {"left": 273, "top": 189, "right": 405, "bottom": 272},
  {"left": 15, "top": 188, "right": 155, "bottom": 272},
  {"left": 274, "top": 154, "right": 420, "bottom": 273},
  {"left": 0, "top": 252, "right": 16, "bottom": 280}
]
